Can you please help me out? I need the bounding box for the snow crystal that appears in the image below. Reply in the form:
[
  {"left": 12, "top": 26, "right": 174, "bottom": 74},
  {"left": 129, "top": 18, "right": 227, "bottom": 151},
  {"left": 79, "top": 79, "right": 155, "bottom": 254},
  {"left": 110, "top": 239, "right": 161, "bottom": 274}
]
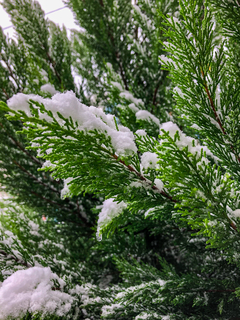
[
  {"left": 41, "top": 84, "right": 57, "bottom": 96},
  {"left": 0, "top": 267, "right": 74, "bottom": 319},
  {"left": 96, "top": 198, "right": 127, "bottom": 240},
  {"left": 232, "top": 209, "right": 240, "bottom": 218},
  {"left": 141, "top": 152, "right": 159, "bottom": 170},
  {"left": 8, "top": 91, "right": 137, "bottom": 156},
  {"left": 136, "top": 110, "right": 160, "bottom": 126}
]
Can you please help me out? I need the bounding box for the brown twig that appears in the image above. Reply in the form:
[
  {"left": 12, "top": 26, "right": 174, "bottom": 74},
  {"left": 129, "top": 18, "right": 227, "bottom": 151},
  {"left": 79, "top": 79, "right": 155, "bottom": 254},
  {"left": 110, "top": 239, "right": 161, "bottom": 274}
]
[
  {"left": 2, "top": 88, "right": 10, "bottom": 100},
  {"left": 152, "top": 80, "right": 161, "bottom": 106},
  {"left": 115, "top": 52, "right": 129, "bottom": 90},
  {"left": 201, "top": 70, "right": 240, "bottom": 161},
  {"left": 112, "top": 154, "right": 177, "bottom": 203},
  {"left": 200, "top": 71, "right": 239, "bottom": 232},
  {"left": 201, "top": 70, "right": 226, "bottom": 135}
]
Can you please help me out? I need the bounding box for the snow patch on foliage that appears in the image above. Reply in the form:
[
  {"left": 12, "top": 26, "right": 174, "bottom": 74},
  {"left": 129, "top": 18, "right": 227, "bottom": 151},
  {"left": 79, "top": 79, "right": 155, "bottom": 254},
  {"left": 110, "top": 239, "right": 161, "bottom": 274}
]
[
  {"left": 61, "top": 177, "right": 73, "bottom": 199},
  {"left": 41, "top": 83, "right": 58, "bottom": 96},
  {"left": 111, "top": 81, "right": 123, "bottom": 91},
  {"left": 136, "top": 110, "right": 160, "bottom": 126},
  {"left": 128, "top": 103, "right": 139, "bottom": 112},
  {"left": 154, "top": 178, "right": 164, "bottom": 191},
  {"left": 135, "top": 129, "right": 147, "bottom": 136},
  {"left": 7, "top": 91, "right": 137, "bottom": 156},
  {"left": 141, "top": 152, "right": 159, "bottom": 170},
  {"left": 96, "top": 198, "right": 127, "bottom": 240},
  {"left": 28, "top": 221, "right": 40, "bottom": 237},
  {"left": 232, "top": 209, "right": 240, "bottom": 218},
  {"left": 135, "top": 312, "right": 159, "bottom": 319},
  {"left": 160, "top": 121, "right": 218, "bottom": 161},
  {"left": 0, "top": 267, "right": 73, "bottom": 319},
  {"left": 119, "top": 91, "right": 144, "bottom": 107}
]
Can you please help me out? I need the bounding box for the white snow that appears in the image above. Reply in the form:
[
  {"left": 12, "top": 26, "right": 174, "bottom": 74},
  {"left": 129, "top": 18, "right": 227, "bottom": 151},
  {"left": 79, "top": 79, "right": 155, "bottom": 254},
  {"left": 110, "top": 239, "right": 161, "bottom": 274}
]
[
  {"left": 7, "top": 91, "right": 137, "bottom": 156},
  {"left": 128, "top": 103, "right": 139, "bottom": 112},
  {"left": 111, "top": 81, "right": 123, "bottom": 91},
  {"left": 136, "top": 110, "right": 160, "bottom": 126},
  {"left": 160, "top": 121, "right": 180, "bottom": 138},
  {"left": 0, "top": 267, "right": 74, "bottom": 319},
  {"left": 28, "top": 221, "right": 40, "bottom": 237},
  {"left": 232, "top": 209, "right": 240, "bottom": 218},
  {"left": 61, "top": 177, "right": 73, "bottom": 199},
  {"left": 135, "top": 129, "right": 147, "bottom": 136},
  {"left": 119, "top": 91, "right": 144, "bottom": 107},
  {"left": 96, "top": 198, "right": 127, "bottom": 240},
  {"left": 141, "top": 152, "right": 159, "bottom": 170},
  {"left": 160, "top": 121, "right": 218, "bottom": 161},
  {"left": 154, "top": 178, "right": 164, "bottom": 191},
  {"left": 41, "top": 84, "right": 58, "bottom": 96}
]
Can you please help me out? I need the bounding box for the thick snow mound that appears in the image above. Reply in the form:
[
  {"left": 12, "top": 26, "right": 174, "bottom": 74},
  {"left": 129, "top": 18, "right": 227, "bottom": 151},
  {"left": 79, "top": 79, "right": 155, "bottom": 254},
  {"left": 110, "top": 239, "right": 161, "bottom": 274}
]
[{"left": 0, "top": 267, "right": 73, "bottom": 319}]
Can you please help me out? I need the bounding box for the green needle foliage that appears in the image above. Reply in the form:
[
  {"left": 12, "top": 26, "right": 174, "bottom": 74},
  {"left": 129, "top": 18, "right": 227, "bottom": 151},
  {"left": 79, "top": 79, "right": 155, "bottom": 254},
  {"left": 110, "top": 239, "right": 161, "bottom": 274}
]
[{"left": 2, "top": 0, "right": 240, "bottom": 319}]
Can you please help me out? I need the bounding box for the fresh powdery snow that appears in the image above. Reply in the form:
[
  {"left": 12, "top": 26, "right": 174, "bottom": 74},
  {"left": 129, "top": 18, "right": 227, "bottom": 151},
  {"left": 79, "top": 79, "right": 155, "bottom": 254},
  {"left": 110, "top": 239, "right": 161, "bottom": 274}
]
[
  {"left": 0, "top": 267, "right": 74, "bottom": 319},
  {"left": 232, "top": 209, "right": 240, "bottom": 218},
  {"left": 128, "top": 102, "right": 139, "bottom": 112},
  {"left": 136, "top": 110, "right": 160, "bottom": 126},
  {"left": 141, "top": 152, "right": 159, "bottom": 170},
  {"left": 40, "top": 83, "right": 58, "bottom": 96},
  {"left": 61, "top": 177, "right": 74, "bottom": 199},
  {"left": 111, "top": 81, "right": 123, "bottom": 91},
  {"left": 96, "top": 198, "right": 127, "bottom": 240},
  {"left": 135, "top": 129, "right": 147, "bottom": 136},
  {"left": 119, "top": 91, "right": 144, "bottom": 107},
  {"left": 7, "top": 91, "right": 137, "bottom": 156},
  {"left": 160, "top": 121, "right": 218, "bottom": 161}
]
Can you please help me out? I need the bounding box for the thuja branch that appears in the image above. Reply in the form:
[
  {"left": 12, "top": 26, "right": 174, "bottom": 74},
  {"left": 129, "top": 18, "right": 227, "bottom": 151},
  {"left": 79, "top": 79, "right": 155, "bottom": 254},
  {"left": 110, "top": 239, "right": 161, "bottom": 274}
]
[
  {"left": 0, "top": 249, "right": 33, "bottom": 268},
  {"left": 201, "top": 69, "right": 240, "bottom": 163},
  {"left": 201, "top": 69, "right": 226, "bottom": 135},
  {"left": 12, "top": 159, "right": 60, "bottom": 195},
  {"left": 0, "top": 52, "right": 19, "bottom": 86},
  {"left": 1, "top": 88, "right": 9, "bottom": 100},
  {"left": 0, "top": 122, "right": 42, "bottom": 166},
  {"left": 112, "top": 154, "right": 178, "bottom": 203},
  {"left": 98, "top": 0, "right": 129, "bottom": 90}
]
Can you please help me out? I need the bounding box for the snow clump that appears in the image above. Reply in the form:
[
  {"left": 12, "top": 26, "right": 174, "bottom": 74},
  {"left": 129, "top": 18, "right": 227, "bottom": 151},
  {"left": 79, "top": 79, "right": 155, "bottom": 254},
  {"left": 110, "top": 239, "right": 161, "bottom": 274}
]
[
  {"left": 7, "top": 91, "right": 137, "bottom": 156},
  {"left": 0, "top": 267, "right": 74, "bottom": 319},
  {"left": 96, "top": 198, "right": 127, "bottom": 240}
]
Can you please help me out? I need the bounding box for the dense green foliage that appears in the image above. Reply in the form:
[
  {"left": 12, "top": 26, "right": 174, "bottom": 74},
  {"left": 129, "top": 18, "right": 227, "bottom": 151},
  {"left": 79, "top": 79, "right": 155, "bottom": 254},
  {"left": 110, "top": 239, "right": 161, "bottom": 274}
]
[{"left": 1, "top": 0, "right": 240, "bottom": 319}]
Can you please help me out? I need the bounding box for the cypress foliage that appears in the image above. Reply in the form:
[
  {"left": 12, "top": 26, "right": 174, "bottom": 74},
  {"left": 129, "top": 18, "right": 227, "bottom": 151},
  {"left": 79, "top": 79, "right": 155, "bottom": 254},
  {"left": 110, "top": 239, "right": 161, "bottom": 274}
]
[{"left": 1, "top": 0, "right": 240, "bottom": 319}]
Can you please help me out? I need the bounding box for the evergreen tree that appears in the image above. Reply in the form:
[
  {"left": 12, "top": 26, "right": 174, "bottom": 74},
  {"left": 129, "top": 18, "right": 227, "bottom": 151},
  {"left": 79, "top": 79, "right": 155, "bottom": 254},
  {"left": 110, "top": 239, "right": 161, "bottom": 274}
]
[{"left": 1, "top": 0, "right": 240, "bottom": 319}]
